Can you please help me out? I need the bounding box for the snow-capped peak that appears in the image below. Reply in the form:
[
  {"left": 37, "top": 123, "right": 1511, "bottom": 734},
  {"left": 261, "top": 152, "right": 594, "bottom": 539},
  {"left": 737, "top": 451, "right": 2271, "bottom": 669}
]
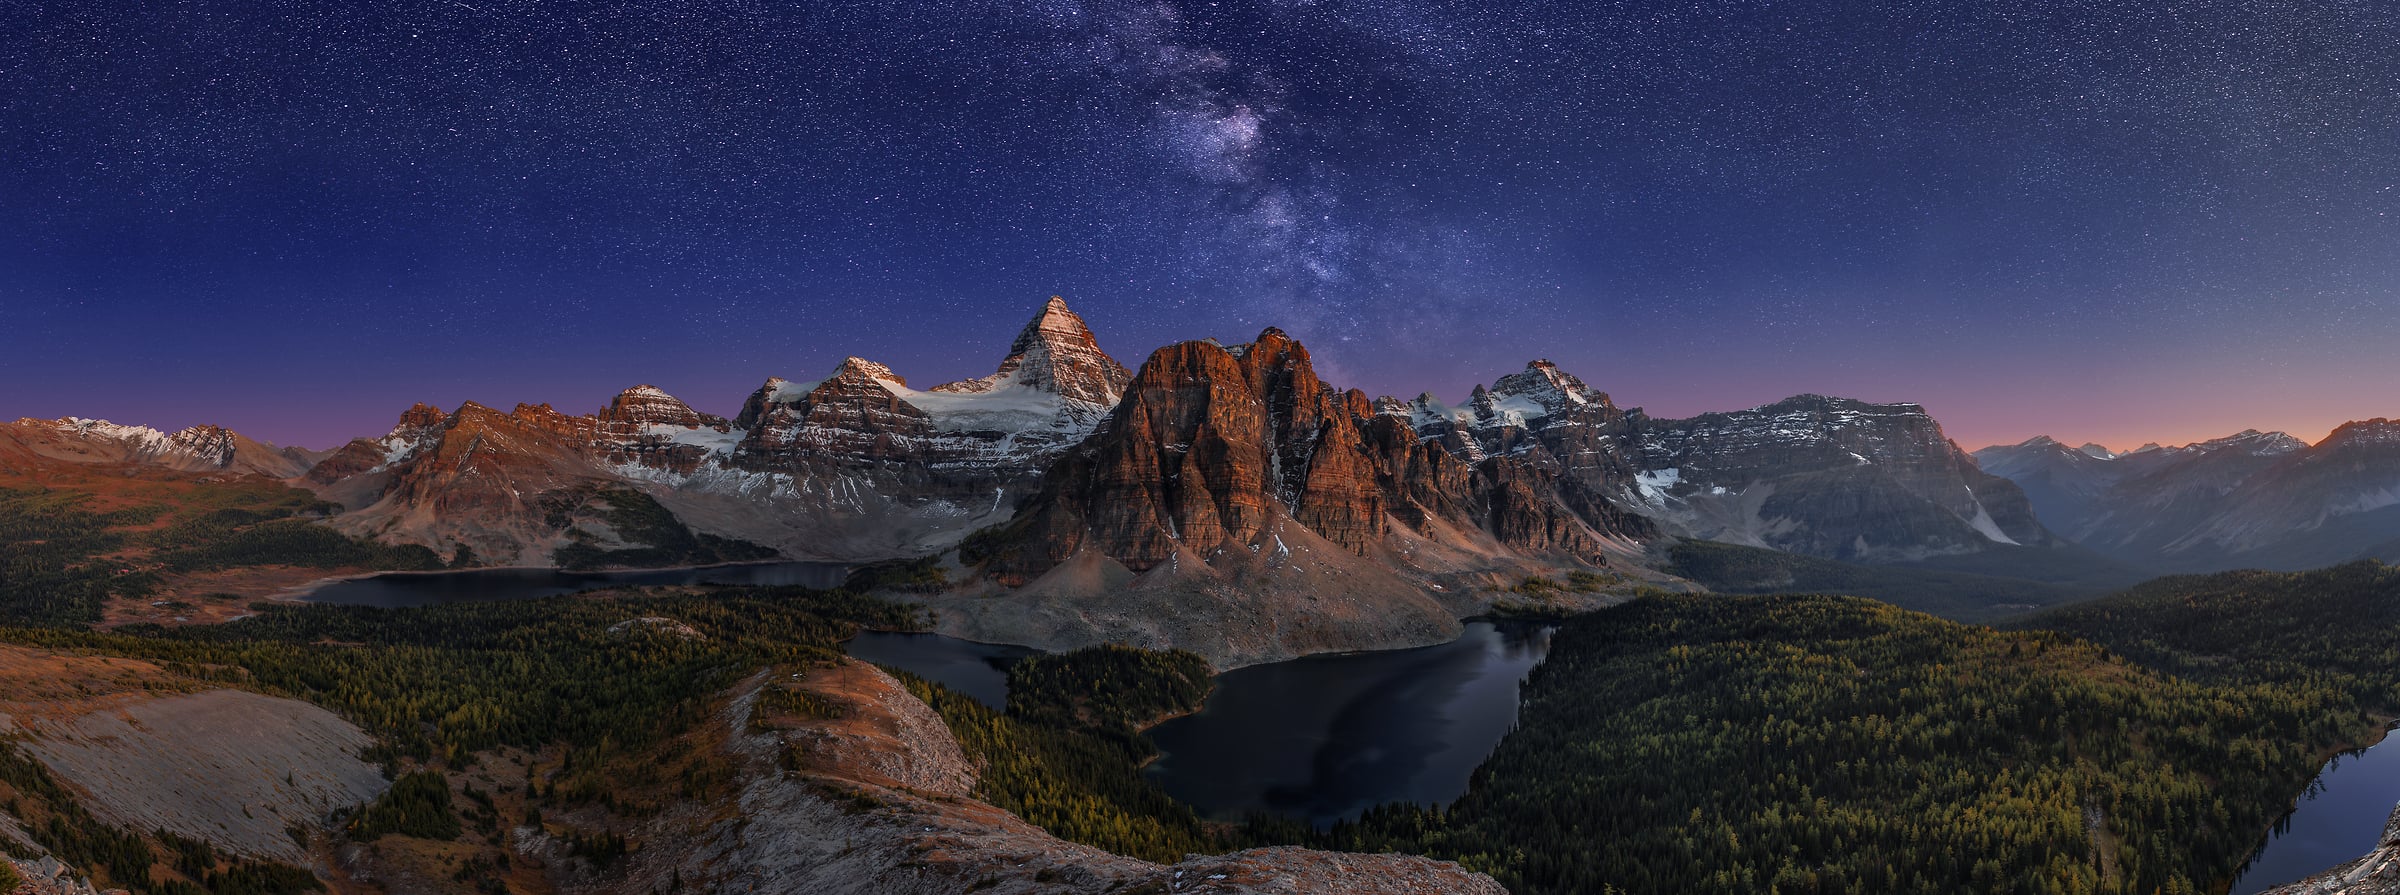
[
  {"left": 600, "top": 384, "right": 710, "bottom": 432},
  {"left": 931, "top": 295, "right": 1130, "bottom": 407},
  {"left": 59, "top": 417, "right": 175, "bottom": 453},
  {"left": 1395, "top": 360, "right": 1616, "bottom": 436},
  {"left": 1489, "top": 359, "right": 1605, "bottom": 411},
  {"left": 834, "top": 357, "right": 907, "bottom": 385},
  {"left": 2316, "top": 418, "right": 2400, "bottom": 451},
  {"left": 2187, "top": 429, "right": 2306, "bottom": 456}
]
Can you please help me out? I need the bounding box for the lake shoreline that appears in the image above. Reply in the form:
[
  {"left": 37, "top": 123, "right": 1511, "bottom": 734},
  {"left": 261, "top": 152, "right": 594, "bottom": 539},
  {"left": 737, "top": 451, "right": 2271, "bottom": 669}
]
[
  {"left": 275, "top": 556, "right": 844, "bottom": 601},
  {"left": 2230, "top": 716, "right": 2400, "bottom": 893},
  {"left": 277, "top": 559, "right": 854, "bottom": 608}
]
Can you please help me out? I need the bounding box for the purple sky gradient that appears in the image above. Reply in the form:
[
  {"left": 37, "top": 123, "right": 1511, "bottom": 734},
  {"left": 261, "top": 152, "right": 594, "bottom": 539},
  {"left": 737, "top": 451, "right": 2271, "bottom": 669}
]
[{"left": 5, "top": 1, "right": 2395, "bottom": 453}]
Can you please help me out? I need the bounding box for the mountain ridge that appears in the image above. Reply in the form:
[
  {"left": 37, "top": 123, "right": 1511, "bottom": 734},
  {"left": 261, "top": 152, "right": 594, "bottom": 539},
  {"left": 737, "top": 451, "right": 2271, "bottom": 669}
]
[
  {"left": 1974, "top": 422, "right": 2400, "bottom": 572},
  {"left": 44, "top": 296, "right": 2389, "bottom": 664}
]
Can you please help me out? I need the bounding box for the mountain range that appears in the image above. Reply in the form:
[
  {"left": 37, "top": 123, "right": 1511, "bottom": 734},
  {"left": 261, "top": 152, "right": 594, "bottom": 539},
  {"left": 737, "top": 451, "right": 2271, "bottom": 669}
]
[
  {"left": 11, "top": 296, "right": 2397, "bottom": 660},
  {"left": 1974, "top": 423, "right": 2400, "bottom": 572}
]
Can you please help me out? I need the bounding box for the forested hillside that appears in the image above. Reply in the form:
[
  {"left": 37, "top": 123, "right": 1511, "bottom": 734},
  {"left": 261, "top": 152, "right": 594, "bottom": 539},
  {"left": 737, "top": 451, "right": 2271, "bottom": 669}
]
[
  {"left": 1318, "top": 594, "right": 2352, "bottom": 895},
  {"left": 1665, "top": 540, "right": 2107, "bottom": 621},
  {"left": 890, "top": 643, "right": 1223, "bottom": 862},
  {"left": 2025, "top": 560, "right": 2400, "bottom": 708}
]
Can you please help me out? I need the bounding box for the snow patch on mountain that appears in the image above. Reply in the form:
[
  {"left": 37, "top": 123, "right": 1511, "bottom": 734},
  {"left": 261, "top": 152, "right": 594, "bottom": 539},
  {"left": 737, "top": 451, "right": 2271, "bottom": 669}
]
[
  {"left": 1963, "top": 501, "right": 2021, "bottom": 545},
  {"left": 58, "top": 418, "right": 176, "bottom": 454},
  {"left": 1633, "top": 468, "right": 1683, "bottom": 506}
]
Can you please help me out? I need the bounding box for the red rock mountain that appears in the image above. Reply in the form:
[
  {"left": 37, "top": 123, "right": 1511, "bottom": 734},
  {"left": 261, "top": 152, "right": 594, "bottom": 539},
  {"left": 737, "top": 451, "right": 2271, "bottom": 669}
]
[
  {"left": 310, "top": 401, "right": 642, "bottom": 564},
  {"left": 935, "top": 330, "right": 1637, "bottom": 667},
  {"left": 988, "top": 330, "right": 1616, "bottom": 580}
]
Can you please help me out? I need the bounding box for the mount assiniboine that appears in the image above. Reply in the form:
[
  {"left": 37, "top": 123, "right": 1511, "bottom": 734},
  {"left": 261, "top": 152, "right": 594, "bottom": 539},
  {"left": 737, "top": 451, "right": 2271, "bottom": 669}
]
[{"left": 8, "top": 297, "right": 2107, "bottom": 663}]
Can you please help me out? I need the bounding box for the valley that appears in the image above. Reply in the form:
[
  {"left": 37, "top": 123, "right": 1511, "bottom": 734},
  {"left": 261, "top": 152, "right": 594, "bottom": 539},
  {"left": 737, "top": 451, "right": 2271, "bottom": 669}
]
[{"left": 4, "top": 298, "right": 2400, "bottom": 894}]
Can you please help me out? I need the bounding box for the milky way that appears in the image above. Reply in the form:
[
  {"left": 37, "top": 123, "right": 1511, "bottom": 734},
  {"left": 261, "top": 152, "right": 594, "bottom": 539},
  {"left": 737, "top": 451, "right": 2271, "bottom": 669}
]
[{"left": 4, "top": 0, "right": 2398, "bottom": 449}]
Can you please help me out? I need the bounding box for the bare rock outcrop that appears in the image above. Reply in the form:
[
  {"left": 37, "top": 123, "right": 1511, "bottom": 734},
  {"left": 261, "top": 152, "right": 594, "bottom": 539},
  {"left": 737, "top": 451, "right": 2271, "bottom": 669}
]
[
  {"left": 11, "top": 689, "right": 387, "bottom": 865},
  {"left": 0, "top": 855, "right": 110, "bottom": 895}
]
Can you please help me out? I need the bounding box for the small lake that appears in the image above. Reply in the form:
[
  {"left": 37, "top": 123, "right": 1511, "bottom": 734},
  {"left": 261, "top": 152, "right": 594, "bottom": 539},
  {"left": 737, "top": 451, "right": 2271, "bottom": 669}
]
[
  {"left": 840, "top": 619, "right": 1555, "bottom": 828},
  {"left": 2232, "top": 727, "right": 2400, "bottom": 893},
  {"left": 1146, "top": 619, "right": 1556, "bottom": 828},
  {"left": 295, "top": 561, "right": 852, "bottom": 608},
  {"left": 844, "top": 630, "right": 1037, "bottom": 710}
]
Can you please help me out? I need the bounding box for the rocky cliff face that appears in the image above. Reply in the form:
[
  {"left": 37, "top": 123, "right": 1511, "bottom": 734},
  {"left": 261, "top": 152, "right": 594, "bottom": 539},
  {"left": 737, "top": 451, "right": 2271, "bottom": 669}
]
[
  {"left": 990, "top": 333, "right": 1617, "bottom": 581},
  {"left": 593, "top": 385, "right": 732, "bottom": 476},
  {"left": 304, "top": 402, "right": 449, "bottom": 489},
  {"left": 1627, "top": 394, "right": 2054, "bottom": 561},
  {"left": 1394, "top": 363, "right": 2052, "bottom": 563},
  {"left": 0, "top": 416, "right": 310, "bottom": 478},
  {"left": 316, "top": 400, "right": 637, "bottom": 564},
  {"left": 1975, "top": 424, "right": 2400, "bottom": 572}
]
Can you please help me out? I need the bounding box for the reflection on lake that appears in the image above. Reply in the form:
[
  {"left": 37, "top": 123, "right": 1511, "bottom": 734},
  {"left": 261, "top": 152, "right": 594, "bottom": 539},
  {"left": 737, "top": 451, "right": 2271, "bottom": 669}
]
[
  {"left": 843, "top": 630, "right": 1038, "bottom": 710},
  {"left": 296, "top": 561, "right": 852, "bottom": 609},
  {"left": 2233, "top": 727, "right": 2400, "bottom": 893},
  {"left": 1144, "top": 619, "right": 1556, "bottom": 828}
]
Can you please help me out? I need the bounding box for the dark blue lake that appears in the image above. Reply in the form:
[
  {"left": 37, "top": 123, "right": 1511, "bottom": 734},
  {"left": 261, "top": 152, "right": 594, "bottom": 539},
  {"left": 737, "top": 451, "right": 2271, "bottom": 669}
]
[
  {"left": 2233, "top": 726, "right": 2400, "bottom": 893},
  {"left": 295, "top": 561, "right": 852, "bottom": 608},
  {"left": 844, "top": 630, "right": 1037, "bottom": 710},
  {"left": 1142, "top": 619, "right": 1556, "bottom": 828},
  {"left": 842, "top": 619, "right": 1555, "bottom": 828}
]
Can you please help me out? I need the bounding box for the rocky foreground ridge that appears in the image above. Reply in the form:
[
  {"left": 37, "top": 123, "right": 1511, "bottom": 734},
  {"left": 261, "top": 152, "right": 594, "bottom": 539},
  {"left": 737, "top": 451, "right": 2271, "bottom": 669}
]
[
  {"left": 629, "top": 660, "right": 1509, "bottom": 895},
  {"left": 0, "top": 642, "right": 1504, "bottom": 895},
  {"left": 0, "top": 644, "right": 393, "bottom": 895}
]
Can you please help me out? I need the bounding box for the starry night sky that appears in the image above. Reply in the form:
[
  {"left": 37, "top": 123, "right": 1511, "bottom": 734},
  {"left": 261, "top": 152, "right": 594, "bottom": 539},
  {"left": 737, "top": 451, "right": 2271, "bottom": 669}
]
[{"left": 5, "top": 0, "right": 2397, "bottom": 450}]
